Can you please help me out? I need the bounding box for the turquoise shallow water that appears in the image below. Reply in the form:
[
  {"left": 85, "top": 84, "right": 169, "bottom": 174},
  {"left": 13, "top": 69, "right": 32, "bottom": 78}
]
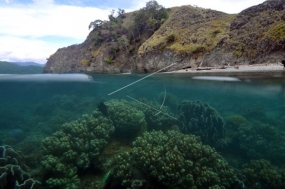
[{"left": 0, "top": 73, "right": 285, "bottom": 189}]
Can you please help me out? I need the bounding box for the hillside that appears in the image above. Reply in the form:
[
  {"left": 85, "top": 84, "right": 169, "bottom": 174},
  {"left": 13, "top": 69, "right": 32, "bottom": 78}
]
[
  {"left": 0, "top": 61, "right": 43, "bottom": 74},
  {"left": 43, "top": 0, "right": 285, "bottom": 74},
  {"left": 13, "top": 62, "right": 45, "bottom": 67}
]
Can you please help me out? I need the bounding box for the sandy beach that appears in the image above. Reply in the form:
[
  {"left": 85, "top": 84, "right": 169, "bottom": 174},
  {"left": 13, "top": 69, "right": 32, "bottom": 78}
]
[{"left": 167, "top": 63, "right": 284, "bottom": 74}]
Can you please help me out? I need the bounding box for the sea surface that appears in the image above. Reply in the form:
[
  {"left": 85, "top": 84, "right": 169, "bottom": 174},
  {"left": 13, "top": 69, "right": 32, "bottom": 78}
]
[{"left": 0, "top": 72, "right": 285, "bottom": 189}]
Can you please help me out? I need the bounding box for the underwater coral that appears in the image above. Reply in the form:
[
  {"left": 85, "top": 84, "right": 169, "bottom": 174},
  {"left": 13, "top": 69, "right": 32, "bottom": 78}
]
[
  {"left": 105, "top": 99, "right": 146, "bottom": 135},
  {"left": 240, "top": 159, "right": 285, "bottom": 189},
  {"left": 41, "top": 111, "right": 114, "bottom": 189},
  {"left": 131, "top": 98, "right": 177, "bottom": 132},
  {"left": 112, "top": 130, "right": 237, "bottom": 189},
  {"left": 0, "top": 145, "right": 41, "bottom": 189},
  {"left": 177, "top": 100, "right": 225, "bottom": 144},
  {"left": 237, "top": 121, "right": 285, "bottom": 165}
]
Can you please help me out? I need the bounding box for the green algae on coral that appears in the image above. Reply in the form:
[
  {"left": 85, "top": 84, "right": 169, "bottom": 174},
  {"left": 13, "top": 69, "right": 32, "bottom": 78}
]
[
  {"left": 240, "top": 159, "right": 284, "bottom": 189},
  {"left": 105, "top": 99, "right": 146, "bottom": 134},
  {"left": 131, "top": 98, "right": 177, "bottom": 131},
  {"left": 237, "top": 121, "right": 285, "bottom": 165},
  {"left": 41, "top": 111, "right": 114, "bottom": 189},
  {"left": 225, "top": 115, "right": 247, "bottom": 131},
  {"left": 177, "top": 100, "right": 225, "bottom": 144},
  {"left": 112, "top": 130, "right": 236, "bottom": 189}
]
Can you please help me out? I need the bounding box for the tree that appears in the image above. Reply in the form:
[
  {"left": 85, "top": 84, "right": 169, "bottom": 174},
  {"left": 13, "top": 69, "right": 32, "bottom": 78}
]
[
  {"left": 108, "top": 9, "right": 116, "bottom": 22},
  {"left": 117, "top": 8, "right": 126, "bottom": 18},
  {"left": 133, "top": 0, "right": 168, "bottom": 36},
  {"left": 89, "top": 19, "right": 104, "bottom": 30}
]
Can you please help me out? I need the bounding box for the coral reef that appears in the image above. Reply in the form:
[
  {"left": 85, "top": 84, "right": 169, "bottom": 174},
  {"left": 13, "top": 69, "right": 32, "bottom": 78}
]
[
  {"left": 224, "top": 115, "right": 247, "bottom": 142},
  {"left": 1, "top": 129, "right": 26, "bottom": 146},
  {"left": 41, "top": 155, "right": 80, "bottom": 189},
  {"left": 240, "top": 159, "right": 284, "bottom": 189},
  {"left": 0, "top": 109, "right": 25, "bottom": 129},
  {"left": 41, "top": 111, "right": 114, "bottom": 189},
  {"left": 236, "top": 103, "right": 266, "bottom": 122},
  {"left": 32, "top": 95, "right": 98, "bottom": 132},
  {"left": 237, "top": 121, "right": 285, "bottom": 164},
  {"left": 105, "top": 99, "right": 146, "bottom": 134},
  {"left": 177, "top": 100, "right": 225, "bottom": 144},
  {"left": 0, "top": 145, "right": 41, "bottom": 189},
  {"left": 225, "top": 115, "right": 246, "bottom": 131},
  {"left": 131, "top": 98, "right": 177, "bottom": 132},
  {"left": 157, "top": 92, "right": 178, "bottom": 112},
  {"left": 112, "top": 130, "right": 236, "bottom": 189}
]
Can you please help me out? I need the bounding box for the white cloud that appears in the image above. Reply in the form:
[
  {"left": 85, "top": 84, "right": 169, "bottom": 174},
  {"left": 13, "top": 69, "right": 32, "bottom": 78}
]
[
  {"left": 0, "top": 36, "right": 63, "bottom": 63},
  {"left": 32, "top": 0, "right": 54, "bottom": 7},
  {"left": 0, "top": 1, "right": 111, "bottom": 63},
  {"left": 0, "top": 3, "right": 110, "bottom": 39},
  {"left": 0, "top": 0, "right": 265, "bottom": 63}
]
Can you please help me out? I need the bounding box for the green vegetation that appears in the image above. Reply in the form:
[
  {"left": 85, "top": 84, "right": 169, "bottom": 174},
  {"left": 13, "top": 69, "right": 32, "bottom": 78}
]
[
  {"left": 0, "top": 61, "right": 43, "bottom": 74},
  {"left": 266, "top": 23, "right": 285, "bottom": 41},
  {"left": 80, "top": 59, "right": 90, "bottom": 66},
  {"left": 131, "top": 1, "right": 168, "bottom": 38},
  {"left": 233, "top": 50, "right": 242, "bottom": 57},
  {"left": 192, "top": 46, "right": 206, "bottom": 54},
  {"left": 86, "top": 1, "right": 168, "bottom": 65},
  {"left": 211, "top": 29, "right": 222, "bottom": 37},
  {"left": 106, "top": 56, "right": 113, "bottom": 63},
  {"left": 89, "top": 19, "right": 104, "bottom": 30},
  {"left": 138, "top": 6, "right": 235, "bottom": 57},
  {"left": 47, "top": 0, "right": 285, "bottom": 73},
  {"left": 166, "top": 34, "right": 176, "bottom": 44}
]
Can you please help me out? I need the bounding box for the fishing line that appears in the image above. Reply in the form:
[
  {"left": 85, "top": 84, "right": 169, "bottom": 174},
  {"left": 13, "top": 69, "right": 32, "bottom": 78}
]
[
  {"left": 154, "top": 84, "right": 166, "bottom": 116},
  {"left": 123, "top": 79, "right": 161, "bottom": 96},
  {"left": 108, "top": 63, "right": 176, "bottom": 96},
  {"left": 126, "top": 95, "right": 176, "bottom": 120}
]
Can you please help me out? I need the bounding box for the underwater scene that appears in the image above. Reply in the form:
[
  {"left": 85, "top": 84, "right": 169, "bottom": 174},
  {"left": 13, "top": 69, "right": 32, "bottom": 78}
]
[{"left": 0, "top": 73, "right": 285, "bottom": 189}]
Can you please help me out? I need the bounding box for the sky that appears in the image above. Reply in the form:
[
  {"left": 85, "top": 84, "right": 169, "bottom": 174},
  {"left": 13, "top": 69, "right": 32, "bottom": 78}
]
[{"left": 0, "top": 0, "right": 265, "bottom": 64}]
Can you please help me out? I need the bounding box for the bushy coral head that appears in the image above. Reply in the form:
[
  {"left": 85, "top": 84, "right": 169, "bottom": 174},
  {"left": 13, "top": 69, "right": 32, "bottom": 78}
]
[
  {"left": 106, "top": 99, "right": 146, "bottom": 133},
  {"left": 41, "top": 111, "right": 114, "bottom": 189},
  {"left": 112, "top": 130, "right": 236, "bottom": 189},
  {"left": 177, "top": 100, "right": 225, "bottom": 143}
]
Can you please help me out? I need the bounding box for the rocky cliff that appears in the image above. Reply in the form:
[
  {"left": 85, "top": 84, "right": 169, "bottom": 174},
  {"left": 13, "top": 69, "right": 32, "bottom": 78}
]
[{"left": 43, "top": 0, "right": 285, "bottom": 74}]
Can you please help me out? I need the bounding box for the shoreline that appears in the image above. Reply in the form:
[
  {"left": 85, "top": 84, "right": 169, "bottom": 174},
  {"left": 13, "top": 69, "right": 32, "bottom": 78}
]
[{"left": 166, "top": 63, "right": 284, "bottom": 74}]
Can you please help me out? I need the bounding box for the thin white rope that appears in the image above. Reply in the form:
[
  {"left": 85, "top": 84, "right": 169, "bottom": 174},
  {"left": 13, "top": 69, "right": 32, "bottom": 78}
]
[
  {"left": 126, "top": 95, "right": 176, "bottom": 120},
  {"left": 154, "top": 84, "right": 166, "bottom": 116},
  {"left": 108, "top": 63, "right": 176, "bottom": 96}
]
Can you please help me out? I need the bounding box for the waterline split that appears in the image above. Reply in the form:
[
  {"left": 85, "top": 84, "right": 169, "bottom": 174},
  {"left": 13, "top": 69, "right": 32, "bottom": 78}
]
[{"left": 108, "top": 63, "right": 176, "bottom": 96}]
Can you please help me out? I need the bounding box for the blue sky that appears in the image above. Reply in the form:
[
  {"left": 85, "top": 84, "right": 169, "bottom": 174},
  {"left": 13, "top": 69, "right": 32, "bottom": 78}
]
[{"left": 0, "top": 0, "right": 265, "bottom": 64}]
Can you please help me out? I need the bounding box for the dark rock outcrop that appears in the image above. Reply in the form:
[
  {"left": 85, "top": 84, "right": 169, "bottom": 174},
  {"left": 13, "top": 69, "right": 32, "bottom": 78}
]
[{"left": 209, "top": 0, "right": 285, "bottom": 66}]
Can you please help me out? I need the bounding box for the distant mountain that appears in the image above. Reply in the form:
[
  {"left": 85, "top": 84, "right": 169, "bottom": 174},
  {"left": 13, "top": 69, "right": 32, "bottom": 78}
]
[
  {"left": 12, "top": 62, "right": 45, "bottom": 67},
  {"left": 0, "top": 61, "right": 43, "bottom": 74}
]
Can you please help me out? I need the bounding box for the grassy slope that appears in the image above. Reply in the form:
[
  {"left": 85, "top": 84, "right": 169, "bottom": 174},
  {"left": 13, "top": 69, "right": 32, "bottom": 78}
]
[
  {"left": 225, "top": 1, "right": 285, "bottom": 58},
  {"left": 138, "top": 6, "right": 235, "bottom": 56}
]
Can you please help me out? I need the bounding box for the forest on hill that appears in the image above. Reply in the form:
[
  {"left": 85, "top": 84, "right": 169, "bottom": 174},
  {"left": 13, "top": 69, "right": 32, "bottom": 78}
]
[{"left": 0, "top": 61, "right": 43, "bottom": 74}]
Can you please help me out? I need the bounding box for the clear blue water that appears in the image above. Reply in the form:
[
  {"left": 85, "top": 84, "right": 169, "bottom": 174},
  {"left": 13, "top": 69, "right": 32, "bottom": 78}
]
[{"left": 0, "top": 73, "right": 285, "bottom": 189}]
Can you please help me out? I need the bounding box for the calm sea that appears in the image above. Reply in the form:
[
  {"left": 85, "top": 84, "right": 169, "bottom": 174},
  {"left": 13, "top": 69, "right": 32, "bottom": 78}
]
[{"left": 0, "top": 72, "right": 285, "bottom": 189}]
